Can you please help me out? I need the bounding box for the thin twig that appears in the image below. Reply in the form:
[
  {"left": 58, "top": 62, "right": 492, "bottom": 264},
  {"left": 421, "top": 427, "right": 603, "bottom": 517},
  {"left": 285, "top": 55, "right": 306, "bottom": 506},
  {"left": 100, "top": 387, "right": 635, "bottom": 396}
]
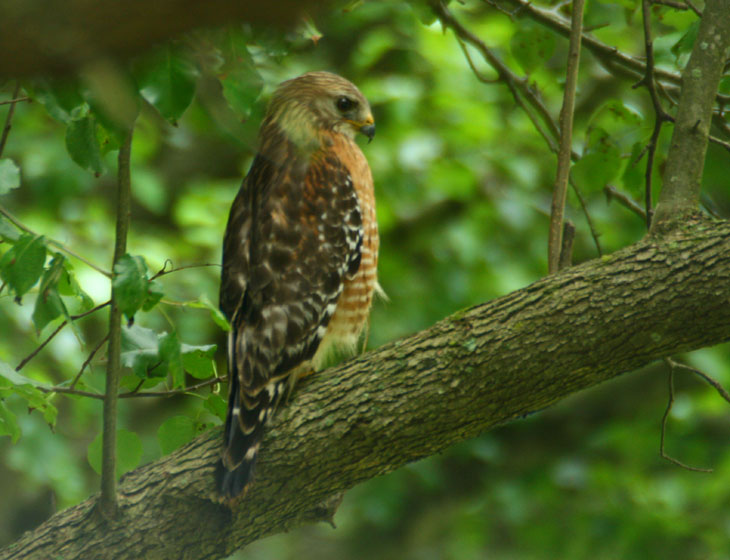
[
  {"left": 15, "top": 321, "right": 66, "bottom": 372},
  {"left": 659, "top": 360, "right": 713, "bottom": 472},
  {"left": 571, "top": 178, "right": 602, "bottom": 256},
  {"left": 0, "top": 82, "right": 21, "bottom": 158},
  {"left": 150, "top": 261, "right": 220, "bottom": 281},
  {"left": 604, "top": 185, "right": 647, "bottom": 220},
  {"left": 668, "top": 359, "right": 730, "bottom": 404},
  {"left": 70, "top": 333, "right": 110, "bottom": 390},
  {"left": 0, "top": 204, "right": 112, "bottom": 277},
  {"left": 38, "top": 375, "right": 225, "bottom": 400},
  {"left": 0, "top": 96, "right": 29, "bottom": 106},
  {"left": 14, "top": 301, "right": 111, "bottom": 372},
  {"left": 548, "top": 0, "right": 584, "bottom": 273}
]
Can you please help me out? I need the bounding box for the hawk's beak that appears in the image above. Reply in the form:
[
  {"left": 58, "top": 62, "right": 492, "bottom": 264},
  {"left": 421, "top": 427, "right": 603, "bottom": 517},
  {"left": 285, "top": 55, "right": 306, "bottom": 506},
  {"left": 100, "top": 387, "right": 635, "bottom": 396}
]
[{"left": 359, "top": 115, "right": 375, "bottom": 143}]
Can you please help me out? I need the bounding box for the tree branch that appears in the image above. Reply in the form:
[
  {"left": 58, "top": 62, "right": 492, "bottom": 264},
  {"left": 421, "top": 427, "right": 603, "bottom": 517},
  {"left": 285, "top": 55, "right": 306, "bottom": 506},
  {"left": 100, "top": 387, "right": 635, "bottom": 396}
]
[
  {"left": 651, "top": 0, "right": 730, "bottom": 230},
  {"left": 548, "top": 0, "right": 584, "bottom": 273},
  {"left": 4, "top": 220, "right": 730, "bottom": 560},
  {"left": 100, "top": 127, "right": 134, "bottom": 518}
]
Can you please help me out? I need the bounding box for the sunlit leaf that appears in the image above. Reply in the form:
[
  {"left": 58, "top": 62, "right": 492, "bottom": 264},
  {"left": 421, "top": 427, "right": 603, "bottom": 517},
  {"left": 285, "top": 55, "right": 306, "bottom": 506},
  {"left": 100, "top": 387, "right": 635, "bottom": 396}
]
[
  {"left": 121, "top": 324, "right": 163, "bottom": 378},
  {"left": 0, "top": 233, "right": 46, "bottom": 298},
  {"left": 157, "top": 415, "right": 196, "bottom": 455},
  {"left": 0, "top": 158, "right": 20, "bottom": 195}
]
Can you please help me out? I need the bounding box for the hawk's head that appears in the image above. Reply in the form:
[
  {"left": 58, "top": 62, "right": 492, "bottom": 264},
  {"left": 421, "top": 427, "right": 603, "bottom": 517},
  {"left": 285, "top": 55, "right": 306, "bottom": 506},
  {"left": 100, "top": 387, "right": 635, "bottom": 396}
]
[{"left": 265, "top": 71, "right": 375, "bottom": 149}]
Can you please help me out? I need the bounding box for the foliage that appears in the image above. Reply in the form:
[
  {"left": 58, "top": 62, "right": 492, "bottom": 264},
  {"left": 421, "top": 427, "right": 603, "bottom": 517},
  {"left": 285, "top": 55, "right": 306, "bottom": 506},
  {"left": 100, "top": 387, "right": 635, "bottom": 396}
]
[{"left": 1, "top": 0, "right": 730, "bottom": 558}]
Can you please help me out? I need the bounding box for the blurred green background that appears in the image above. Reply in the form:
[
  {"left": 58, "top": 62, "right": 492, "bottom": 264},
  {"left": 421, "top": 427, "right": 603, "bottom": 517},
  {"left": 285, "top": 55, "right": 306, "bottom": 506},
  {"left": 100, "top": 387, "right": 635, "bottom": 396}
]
[{"left": 1, "top": 1, "right": 729, "bottom": 558}]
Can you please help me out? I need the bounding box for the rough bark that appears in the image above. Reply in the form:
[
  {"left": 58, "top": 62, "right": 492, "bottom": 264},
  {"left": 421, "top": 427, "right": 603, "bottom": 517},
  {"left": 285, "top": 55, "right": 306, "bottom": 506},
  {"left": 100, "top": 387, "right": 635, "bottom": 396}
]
[
  {"left": 0, "top": 0, "right": 334, "bottom": 78},
  {"left": 3, "top": 217, "right": 730, "bottom": 560}
]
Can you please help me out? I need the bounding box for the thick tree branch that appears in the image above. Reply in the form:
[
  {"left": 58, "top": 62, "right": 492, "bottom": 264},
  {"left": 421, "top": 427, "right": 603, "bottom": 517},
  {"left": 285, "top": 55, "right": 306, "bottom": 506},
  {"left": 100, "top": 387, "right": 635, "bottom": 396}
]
[
  {"left": 651, "top": 0, "right": 730, "bottom": 230},
  {"left": 4, "top": 219, "right": 730, "bottom": 560}
]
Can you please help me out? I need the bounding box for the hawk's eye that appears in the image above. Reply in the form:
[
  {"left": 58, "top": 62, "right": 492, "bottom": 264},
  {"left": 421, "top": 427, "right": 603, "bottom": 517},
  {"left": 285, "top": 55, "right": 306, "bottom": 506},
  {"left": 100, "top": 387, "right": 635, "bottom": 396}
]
[{"left": 336, "top": 96, "right": 356, "bottom": 112}]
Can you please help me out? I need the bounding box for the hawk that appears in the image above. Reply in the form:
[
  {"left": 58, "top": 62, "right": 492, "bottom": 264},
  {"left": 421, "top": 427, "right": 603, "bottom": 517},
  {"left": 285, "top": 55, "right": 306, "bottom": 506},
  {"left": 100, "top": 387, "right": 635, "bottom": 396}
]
[{"left": 216, "top": 71, "right": 379, "bottom": 500}]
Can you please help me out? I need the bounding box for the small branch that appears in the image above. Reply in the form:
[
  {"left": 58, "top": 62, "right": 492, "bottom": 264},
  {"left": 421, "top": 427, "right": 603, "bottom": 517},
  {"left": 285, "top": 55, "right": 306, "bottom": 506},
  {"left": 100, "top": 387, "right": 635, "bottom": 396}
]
[
  {"left": 634, "top": 0, "right": 672, "bottom": 229},
  {"left": 14, "top": 301, "right": 111, "bottom": 372},
  {"left": 150, "top": 261, "right": 221, "bottom": 281},
  {"left": 14, "top": 321, "right": 66, "bottom": 372},
  {"left": 668, "top": 359, "right": 730, "bottom": 404},
  {"left": 659, "top": 360, "right": 713, "bottom": 472},
  {"left": 37, "top": 375, "right": 226, "bottom": 401},
  {"left": 571, "top": 179, "right": 602, "bottom": 256},
  {"left": 0, "top": 204, "right": 111, "bottom": 277},
  {"left": 101, "top": 126, "right": 134, "bottom": 519},
  {"left": 548, "top": 0, "right": 584, "bottom": 273},
  {"left": 604, "top": 185, "right": 647, "bottom": 220},
  {"left": 0, "top": 96, "right": 29, "bottom": 106},
  {"left": 70, "top": 333, "right": 110, "bottom": 390},
  {"left": 0, "top": 82, "right": 20, "bottom": 158},
  {"left": 651, "top": 0, "right": 730, "bottom": 231}
]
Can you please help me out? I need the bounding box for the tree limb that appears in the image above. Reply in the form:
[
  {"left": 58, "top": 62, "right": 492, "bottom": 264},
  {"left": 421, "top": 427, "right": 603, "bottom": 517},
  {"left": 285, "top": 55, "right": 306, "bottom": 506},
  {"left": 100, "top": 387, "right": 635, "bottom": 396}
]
[
  {"left": 651, "top": 0, "right": 730, "bottom": 230},
  {"left": 4, "top": 219, "right": 730, "bottom": 560}
]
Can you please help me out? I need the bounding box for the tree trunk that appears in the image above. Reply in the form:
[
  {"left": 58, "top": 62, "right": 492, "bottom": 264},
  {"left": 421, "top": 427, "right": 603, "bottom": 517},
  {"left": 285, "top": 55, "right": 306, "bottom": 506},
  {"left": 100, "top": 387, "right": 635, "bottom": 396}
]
[{"left": 4, "top": 218, "right": 730, "bottom": 560}]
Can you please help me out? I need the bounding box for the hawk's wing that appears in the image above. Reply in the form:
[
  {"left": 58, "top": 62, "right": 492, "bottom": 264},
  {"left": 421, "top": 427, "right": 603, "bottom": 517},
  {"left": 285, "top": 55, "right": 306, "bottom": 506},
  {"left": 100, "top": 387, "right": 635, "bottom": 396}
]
[{"left": 216, "top": 148, "right": 363, "bottom": 498}]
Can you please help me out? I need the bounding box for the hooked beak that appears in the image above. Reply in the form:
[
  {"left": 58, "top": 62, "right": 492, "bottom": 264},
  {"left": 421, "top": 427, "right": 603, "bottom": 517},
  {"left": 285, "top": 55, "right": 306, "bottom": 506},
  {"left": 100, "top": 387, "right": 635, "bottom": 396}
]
[{"left": 359, "top": 114, "right": 376, "bottom": 143}]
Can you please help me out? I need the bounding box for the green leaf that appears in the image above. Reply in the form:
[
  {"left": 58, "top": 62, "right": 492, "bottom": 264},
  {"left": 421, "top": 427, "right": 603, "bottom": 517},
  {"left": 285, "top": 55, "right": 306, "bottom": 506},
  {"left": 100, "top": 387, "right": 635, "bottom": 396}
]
[
  {"left": 571, "top": 150, "right": 623, "bottom": 192},
  {"left": 183, "top": 294, "right": 230, "bottom": 331},
  {"left": 157, "top": 415, "right": 196, "bottom": 455},
  {"left": 0, "top": 399, "right": 21, "bottom": 442},
  {"left": 32, "top": 254, "right": 68, "bottom": 332},
  {"left": 141, "top": 279, "right": 164, "bottom": 312},
  {"left": 181, "top": 343, "right": 217, "bottom": 379},
  {"left": 218, "top": 31, "right": 263, "bottom": 119},
  {"left": 121, "top": 324, "right": 164, "bottom": 378},
  {"left": 0, "top": 233, "right": 47, "bottom": 298},
  {"left": 511, "top": 26, "right": 556, "bottom": 74},
  {"left": 65, "top": 105, "right": 104, "bottom": 175},
  {"left": 0, "top": 158, "right": 20, "bottom": 195},
  {"left": 135, "top": 46, "right": 199, "bottom": 124},
  {"left": 671, "top": 20, "right": 699, "bottom": 62},
  {"left": 159, "top": 331, "right": 184, "bottom": 388},
  {"left": 203, "top": 393, "right": 227, "bottom": 421},
  {"left": 0, "top": 216, "right": 20, "bottom": 242},
  {"left": 113, "top": 254, "right": 149, "bottom": 320},
  {"left": 87, "top": 428, "right": 143, "bottom": 477},
  {"left": 0, "top": 360, "right": 49, "bottom": 388},
  {"left": 25, "top": 78, "right": 85, "bottom": 123}
]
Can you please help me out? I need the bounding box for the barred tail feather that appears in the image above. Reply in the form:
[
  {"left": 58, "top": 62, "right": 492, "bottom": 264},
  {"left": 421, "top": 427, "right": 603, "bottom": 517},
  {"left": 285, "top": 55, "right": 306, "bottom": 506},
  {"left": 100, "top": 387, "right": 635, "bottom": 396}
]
[{"left": 216, "top": 376, "right": 284, "bottom": 500}]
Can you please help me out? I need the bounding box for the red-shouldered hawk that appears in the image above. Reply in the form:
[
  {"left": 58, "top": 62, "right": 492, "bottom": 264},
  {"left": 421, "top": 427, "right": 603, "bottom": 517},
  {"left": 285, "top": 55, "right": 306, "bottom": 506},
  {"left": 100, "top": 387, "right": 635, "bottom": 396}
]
[{"left": 216, "top": 72, "right": 379, "bottom": 500}]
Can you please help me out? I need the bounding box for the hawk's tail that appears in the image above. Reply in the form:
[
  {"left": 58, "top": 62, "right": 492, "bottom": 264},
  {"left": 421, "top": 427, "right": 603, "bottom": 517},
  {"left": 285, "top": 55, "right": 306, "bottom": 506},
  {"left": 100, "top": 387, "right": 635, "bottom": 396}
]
[{"left": 216, "top": 374, "right": 284, "bottom": 500}]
